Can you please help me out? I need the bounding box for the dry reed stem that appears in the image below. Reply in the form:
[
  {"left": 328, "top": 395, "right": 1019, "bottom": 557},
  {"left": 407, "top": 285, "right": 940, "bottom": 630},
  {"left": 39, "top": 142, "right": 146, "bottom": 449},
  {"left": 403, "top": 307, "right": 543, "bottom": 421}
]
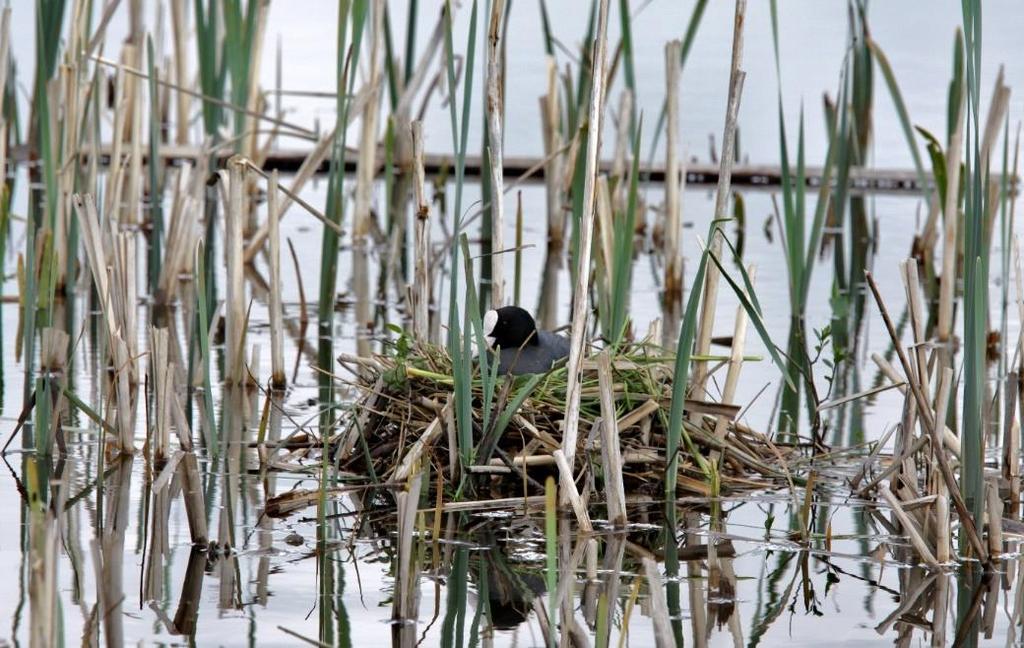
[
  {"left": 935, "top": 493, "right": 950, "bottom": 563},
  {"left": 901, "top": 260, "right": 930, "bottom": 396},
  {"left": 561, "top": 0, "right": 611, "bottom": 476},
  {"left": 871, "top": 353, "right": 961, "bottom": 457},
  {"left": 394, "top": 473, "right": 423, "bottom": 622},
  {"left": 169, "top": 0, "right": 189, "bottom": 145},
  {"left": 866, "top": 271, "right": 987, "bottom": 561},
  {"left": 711, "top": 265, "right": 754, "bottom": 457},
  {"left": 125, "top": 43, "right": 142, "bottom": 226},
  {"left": 225, "top": 159, "right": 247, "bottom": 385},
  {"left": 986, "top": 479, "right": 1003, "bottom": 555},
  {"left": 553, "top": 449, "right": 593, "bottom": 533},
  {"left": 879, "top": 484, "right": 939, "bottom": 567},
  {"left": 411, "top": 121, "right": 432, "bottom": 342},
  {"left": 937, "top": 62, "right": 965, "bottom": 344},
  {"left": 395, "top": 400, "right": 451, "bottom": 482},
  {"left": 691, "top": 0, "right": 747, "bottom": 401},
  {"left": 485, "top": 0, "right": 507, "bottom": 307},
  {"left": 268, "top": 169, "right": 285, "bottom": 388},
  {"left": 664, "top": 40, "right": 683, "bottom": 301},
  {"left": 597, "top": 351, "right": 627, "bottom": 527},
  {"left": 149, "top": 327, "right": 171, "bottom": 462},
  {"left": 540, "top": 57, "right": 564, "bottom": 246}
]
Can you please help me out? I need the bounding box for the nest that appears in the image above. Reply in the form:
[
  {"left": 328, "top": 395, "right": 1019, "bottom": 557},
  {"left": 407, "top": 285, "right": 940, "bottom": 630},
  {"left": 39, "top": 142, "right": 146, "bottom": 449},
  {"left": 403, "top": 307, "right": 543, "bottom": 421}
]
[{"left": 334, "top": 342, "right": 795, "bottom": 497}]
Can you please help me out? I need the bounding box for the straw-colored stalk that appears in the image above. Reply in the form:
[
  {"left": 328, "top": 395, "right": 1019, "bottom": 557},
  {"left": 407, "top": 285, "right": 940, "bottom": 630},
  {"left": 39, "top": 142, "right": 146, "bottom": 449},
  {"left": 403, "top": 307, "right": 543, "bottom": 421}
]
[
  {"left": 540, "top": 57, "right": 564, "bottom": 247},
  {"left": 901, "top": 260, "right": 929, "bottom": 396},
  {"left": 691, "top": 0, "right": 746, "bottom": 400},
  {"left": 393, "top": 473, "right": 423, "bottom": 622},
  {"left": 597, "top": 351, "right": 626, "bottom": 527},
  {"left": 879, "top": 484, "right": 939, "bottom": 568},
  {"left": 57, "top": 63, "right": 80, "bottom": 291},
  {"left": 485, "top": 0, "right": 506, "bottom": 307},
  {"left": 866, "top": 271, "right": 986, "bottom": 560},
  {"left": 411, "top": 121, "right": 431, "bottom": 342},
  {"left": 711, "top": 266, "right": 754, "bottom": 457},
  {"left": 169, "top": 0, "right": 190, "bottom": 145},
  {"left": 268, "top": 169, "right": 286, "bottom": 388},
  {"left": 225, "top": 157, "right": 247, "bottom": 384},
  {"left": 125, "top": 44, "right": 143, "bottom": 226},
  {"left": 111, "top": 336, "right": 135, "bottom": 451},
  {"left": 158, "top": 164, "right": 200, "bottom": 303},
  {"left": 935, "top": 493, "right": 950, "bottom": 563},
  {"left": 354, "top": 6, "right": 383, "bottom": 241},
  {"left": 103, "top": 58, "right": 128, "bottom": 221},
  {"left": 986, "top": 479, "right": 1003, "bottom": 555},
  {"left": 553, "top": 449, "right": 593, "bottom": 532},
  {"left": 28, "top": 502, "right": 59, "bottom": 648},
  {"left": 664, "top": 40, "right": 683, "bottom": 303},
  {"left": 871, "top": 353, "right": 960, "bottom": 456},
  {"left": 242, "top": 1, "right": 270, "bottom": 162},
  {"left": 936, "top": 64, "right": 965, "bottom": 344},
  {"left": 149, "top": 327, "right": 171, "bottom": 463},
  {"left": 561, "top": 0, "right": 610, "bottom": 474},
  {"left": 353, "top": 4, "right": 385, "bottom": 358}
]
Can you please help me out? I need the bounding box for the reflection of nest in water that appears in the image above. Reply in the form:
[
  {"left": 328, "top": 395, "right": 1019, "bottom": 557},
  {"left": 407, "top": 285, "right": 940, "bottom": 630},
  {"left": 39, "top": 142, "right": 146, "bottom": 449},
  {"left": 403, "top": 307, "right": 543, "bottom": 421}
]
[{"left": 334, "top": 341, "right": 795, "bottom": 496}]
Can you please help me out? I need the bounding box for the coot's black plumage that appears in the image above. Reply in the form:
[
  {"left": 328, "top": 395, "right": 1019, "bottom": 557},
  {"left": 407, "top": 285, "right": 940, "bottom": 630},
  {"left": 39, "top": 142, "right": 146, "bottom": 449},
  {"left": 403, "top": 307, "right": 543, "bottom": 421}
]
[{"left": 484, "top": 306, "right": 570, "bottom": 375}]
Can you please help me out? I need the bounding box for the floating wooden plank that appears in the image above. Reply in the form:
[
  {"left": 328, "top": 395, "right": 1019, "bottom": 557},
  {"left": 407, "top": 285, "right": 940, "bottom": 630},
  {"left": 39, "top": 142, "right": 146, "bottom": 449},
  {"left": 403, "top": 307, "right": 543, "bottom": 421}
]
[{"left": 36, "top": 144, "right": 1019, "bottom": 193}]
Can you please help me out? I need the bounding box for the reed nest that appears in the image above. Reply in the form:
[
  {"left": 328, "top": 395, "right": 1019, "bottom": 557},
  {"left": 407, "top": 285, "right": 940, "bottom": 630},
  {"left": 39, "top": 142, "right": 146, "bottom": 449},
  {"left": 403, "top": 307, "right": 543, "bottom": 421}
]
[{"left": 335, "top": 342, "right": 798, "bottom": 496}]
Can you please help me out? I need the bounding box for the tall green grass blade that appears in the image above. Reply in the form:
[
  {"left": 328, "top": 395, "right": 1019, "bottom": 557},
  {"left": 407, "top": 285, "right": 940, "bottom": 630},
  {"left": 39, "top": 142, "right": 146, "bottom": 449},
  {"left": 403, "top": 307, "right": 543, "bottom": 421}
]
[
  {"left": 705, "top": 233, "right": 795, "bottom": 391},
  {"left": 865, "top": 38, "right": 929, "bottom": 199},
  {"left": 443, "top": 0, "right": 480, "bottom": 476},
  {"left": 605, "top": 116, "right": 642, "bottom": 345},
  {"left": 194, "top": 243, "right": 217, "bottom": 452}
]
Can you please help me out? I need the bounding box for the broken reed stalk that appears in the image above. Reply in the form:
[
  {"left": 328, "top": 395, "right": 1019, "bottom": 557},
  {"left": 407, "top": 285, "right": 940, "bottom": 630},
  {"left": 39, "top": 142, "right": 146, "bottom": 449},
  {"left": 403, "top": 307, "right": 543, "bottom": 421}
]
[
  {"left": 935, "top": 493, "right": 950, "bottom": 563},
  {"left": 597, "top": 351, "right": 626, "bottom": 527},
  {"left": 711, "top": 265, "right": 754, "bottom": 459},
  {"left": 225, "top": 157, "right": 247, "bottom": 385},
  {"left": 125, "top": 44, "right": 142, "bottom": 227},
  {"left": 691, "top": 0, "right": 747, "bottom": 401},
  {"left": 411, "top": 121, "right": 431, "bottom": 342},
  {"left": 394, "top": 472, "right": 423, "bottom": 622},
  {"left": 149, "top": 327, "right": 171, "bottom": 463},
  {"left": 169, "top": 0, "right": 190, "bottom": 145},
  {"left": 553, "top": 449, "right": 593, "bottom": 533},
  {"left": 268, "top": 169, "right": 286, "bottom": 389},
  {"left": 986, "top": 478, "right": 1003, "bottom": 555},
  {"left": 879, "top": 483, "right": 939, "bottom": 568},
  {"left": 353, "top": 3, "right": 385, "bottom": 360},
  {"left": 865, "top": 270, "right": 987, "bottom": 561},
  {"left": 485, "top": 0, "right": 506, "bottom": 308},
  {"left": 540, "top": 58, "right": 564, "bottom": 247},
  {"left": 561, "top": 0, "right": 611, "bottom": 475},
  {"left": 937, "top": 52, "right": 966, "bottom": 345},
  {"left": 664, "top": 39, "right": 683, "bottom": 302}
]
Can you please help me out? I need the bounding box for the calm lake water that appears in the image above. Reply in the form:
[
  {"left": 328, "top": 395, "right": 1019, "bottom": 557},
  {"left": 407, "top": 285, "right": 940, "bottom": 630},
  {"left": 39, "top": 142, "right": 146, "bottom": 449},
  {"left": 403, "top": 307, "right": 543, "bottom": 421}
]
[{"left": 2, "top": 1, "right": 1024, "bottom": 646}]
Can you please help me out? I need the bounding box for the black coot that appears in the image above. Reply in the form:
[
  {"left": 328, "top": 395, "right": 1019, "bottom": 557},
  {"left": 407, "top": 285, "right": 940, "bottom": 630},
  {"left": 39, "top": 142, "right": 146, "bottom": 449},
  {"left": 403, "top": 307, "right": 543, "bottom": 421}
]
[{"left": 483, "top": 306, "right": 571, "bottom": 375}]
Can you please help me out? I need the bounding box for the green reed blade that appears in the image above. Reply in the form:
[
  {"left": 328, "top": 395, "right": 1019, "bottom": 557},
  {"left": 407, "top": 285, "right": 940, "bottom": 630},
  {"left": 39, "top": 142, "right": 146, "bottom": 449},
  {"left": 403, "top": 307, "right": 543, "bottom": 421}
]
[{"left": 146, "top": 36, "right": 164, "bottom": 296}]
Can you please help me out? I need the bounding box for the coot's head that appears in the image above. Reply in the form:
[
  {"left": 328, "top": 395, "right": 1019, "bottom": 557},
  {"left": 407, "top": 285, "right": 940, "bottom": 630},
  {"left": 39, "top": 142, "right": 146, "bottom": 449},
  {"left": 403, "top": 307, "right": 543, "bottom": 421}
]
[{"left": 483, "top": 306, "right": 538, "bottom": 350}]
